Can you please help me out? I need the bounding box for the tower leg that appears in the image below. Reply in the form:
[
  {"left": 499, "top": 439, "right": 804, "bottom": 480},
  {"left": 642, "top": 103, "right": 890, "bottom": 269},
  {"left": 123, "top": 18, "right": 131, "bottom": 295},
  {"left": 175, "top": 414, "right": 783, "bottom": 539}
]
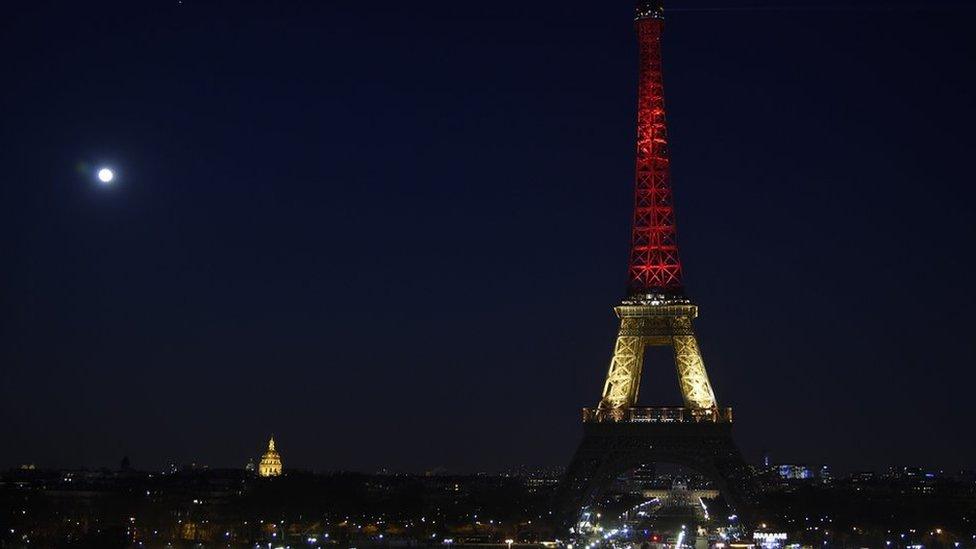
[
  {"left": 600, "top": 335, "right": 645, "bottom": 410},
  {"left": 671, "top": 317, "right": 717, "bottom": 409}
]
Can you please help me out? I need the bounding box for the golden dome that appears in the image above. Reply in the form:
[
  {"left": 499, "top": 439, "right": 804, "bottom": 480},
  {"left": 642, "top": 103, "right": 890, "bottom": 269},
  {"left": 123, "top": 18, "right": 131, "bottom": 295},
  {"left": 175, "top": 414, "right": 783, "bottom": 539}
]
[{"left": 258, "top": 436, "right": 282, "bottom": 477}]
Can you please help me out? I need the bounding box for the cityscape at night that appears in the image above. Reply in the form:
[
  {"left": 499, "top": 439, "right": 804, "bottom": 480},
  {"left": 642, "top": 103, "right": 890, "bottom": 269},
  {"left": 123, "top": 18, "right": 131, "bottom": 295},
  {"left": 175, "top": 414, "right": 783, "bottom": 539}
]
[
  {"left": 2, "top": 0, "right": 974, "bottom": 547},
  {"left": 3, "top": 454, "right": 975, "bottom": 547}
]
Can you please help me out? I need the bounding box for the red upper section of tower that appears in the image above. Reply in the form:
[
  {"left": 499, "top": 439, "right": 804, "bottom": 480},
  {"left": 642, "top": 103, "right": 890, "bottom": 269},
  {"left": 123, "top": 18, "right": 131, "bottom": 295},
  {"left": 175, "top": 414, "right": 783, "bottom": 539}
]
[{"left": 627, "top": 3, "right": 683, "bottom": 297}]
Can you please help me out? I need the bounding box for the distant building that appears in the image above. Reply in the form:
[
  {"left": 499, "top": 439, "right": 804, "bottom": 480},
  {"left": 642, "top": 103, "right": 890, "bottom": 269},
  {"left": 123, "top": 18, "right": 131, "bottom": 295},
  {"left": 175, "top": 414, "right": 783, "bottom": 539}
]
[
  {"left": 849, "top": 471, "right": 878, "bottom": 485},
  {"left": 776, "top": 464, "right": 814, "bottom": 480},
  {"left": 768, "top": 463, "right": 831, "bottom": 485},
  {"left": 627, "top": 464, "right": 658, "bottom": 490},
  {"left": 258, "top": 436, "right": 282, "bottom": 477},
  {"left": 818, "top": 464, "right": 832, "bottom": 483}
]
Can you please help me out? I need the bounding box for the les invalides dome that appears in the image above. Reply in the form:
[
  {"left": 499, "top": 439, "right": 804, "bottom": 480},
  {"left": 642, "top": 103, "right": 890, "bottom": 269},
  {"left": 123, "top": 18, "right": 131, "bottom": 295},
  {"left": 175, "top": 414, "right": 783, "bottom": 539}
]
[{"left": 258, "top": 436, "right": 282, "bottom": 477}]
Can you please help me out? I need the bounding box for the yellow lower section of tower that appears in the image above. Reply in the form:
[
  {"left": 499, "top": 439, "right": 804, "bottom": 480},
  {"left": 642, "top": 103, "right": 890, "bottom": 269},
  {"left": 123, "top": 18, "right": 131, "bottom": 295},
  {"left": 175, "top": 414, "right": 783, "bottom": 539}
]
[{"left": 599, "top": 303, "right": 717, "bottom": 411}]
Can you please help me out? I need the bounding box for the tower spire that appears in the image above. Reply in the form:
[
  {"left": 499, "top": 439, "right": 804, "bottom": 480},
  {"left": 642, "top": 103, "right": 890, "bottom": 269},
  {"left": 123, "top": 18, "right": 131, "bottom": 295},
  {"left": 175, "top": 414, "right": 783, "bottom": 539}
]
[
  {"left": 635, "top": 0, "right": 664, "bottom": 20},
  {"left": 627, "top": 0, "right": 682, "bottom": 298}
]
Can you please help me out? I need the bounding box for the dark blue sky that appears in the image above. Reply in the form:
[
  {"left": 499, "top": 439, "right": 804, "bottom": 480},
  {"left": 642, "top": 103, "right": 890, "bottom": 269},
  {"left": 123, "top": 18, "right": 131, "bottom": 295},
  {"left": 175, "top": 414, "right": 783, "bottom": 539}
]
[{"left": 1, "top": 0, "right": 974, "bottom": 474}]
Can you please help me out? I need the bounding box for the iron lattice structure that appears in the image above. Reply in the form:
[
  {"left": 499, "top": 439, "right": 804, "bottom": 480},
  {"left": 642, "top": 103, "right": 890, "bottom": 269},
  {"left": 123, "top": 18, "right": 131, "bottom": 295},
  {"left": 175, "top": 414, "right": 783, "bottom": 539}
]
[
  {"left": 598, "top": 2, "right": 718, "bottom": 413},
  {"left": 558, "top": 0, "right": 755, "bottom": 528},
  {"left": 628, "top": 0, "right": 681, "bottom": 297},
  {"left": 599, "top": 303, "right": 717, "bottom": 411},
  {"left": 560, "top": 421, "right": 757, "bottom": 527}
]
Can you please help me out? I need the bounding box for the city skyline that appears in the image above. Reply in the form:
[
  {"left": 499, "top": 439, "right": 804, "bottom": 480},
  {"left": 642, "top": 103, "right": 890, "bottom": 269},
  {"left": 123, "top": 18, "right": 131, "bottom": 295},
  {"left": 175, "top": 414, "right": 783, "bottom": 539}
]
[{"left": 2, "top": 0, "right": 975, "bottom": 475}]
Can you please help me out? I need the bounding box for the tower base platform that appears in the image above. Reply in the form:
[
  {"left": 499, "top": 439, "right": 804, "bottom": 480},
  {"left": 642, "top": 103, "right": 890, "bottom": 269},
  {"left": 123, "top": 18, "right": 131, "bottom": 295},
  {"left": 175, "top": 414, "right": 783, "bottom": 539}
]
[{"left": 556, "top": 409, "right": 757, "bottom": 529}]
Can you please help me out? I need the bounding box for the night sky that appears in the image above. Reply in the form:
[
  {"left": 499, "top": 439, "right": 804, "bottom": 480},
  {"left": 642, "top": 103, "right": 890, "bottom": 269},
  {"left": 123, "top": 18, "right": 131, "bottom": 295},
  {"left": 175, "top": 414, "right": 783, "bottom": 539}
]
[{"left": 2, "top": 0, "right": 974, "bottom": 474}]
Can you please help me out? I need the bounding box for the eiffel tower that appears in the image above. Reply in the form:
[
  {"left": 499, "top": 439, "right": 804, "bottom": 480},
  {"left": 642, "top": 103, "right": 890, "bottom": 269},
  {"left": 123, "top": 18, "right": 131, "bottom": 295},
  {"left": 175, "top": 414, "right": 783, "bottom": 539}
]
[{"left": 557, "top": 0, "right": 756, "bottom": 527}]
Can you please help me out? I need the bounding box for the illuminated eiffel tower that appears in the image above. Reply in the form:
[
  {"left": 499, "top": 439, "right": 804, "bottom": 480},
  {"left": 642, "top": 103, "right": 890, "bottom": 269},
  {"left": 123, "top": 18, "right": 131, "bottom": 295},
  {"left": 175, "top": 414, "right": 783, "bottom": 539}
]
[{"left": 557, "top": 0, "right": 756, "bottom": 526}]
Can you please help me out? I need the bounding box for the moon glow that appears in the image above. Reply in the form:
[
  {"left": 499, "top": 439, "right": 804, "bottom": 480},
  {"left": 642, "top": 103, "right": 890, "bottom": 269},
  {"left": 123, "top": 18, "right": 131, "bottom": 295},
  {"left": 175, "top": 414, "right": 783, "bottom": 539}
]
[{"left": 97, "top": 168, "right": 114, "bottom": 184}]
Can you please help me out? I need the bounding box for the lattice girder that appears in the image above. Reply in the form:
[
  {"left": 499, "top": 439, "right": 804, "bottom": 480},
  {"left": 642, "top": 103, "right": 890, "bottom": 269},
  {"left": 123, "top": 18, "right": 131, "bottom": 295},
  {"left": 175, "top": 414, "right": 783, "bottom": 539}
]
[
  {"left": 599, "top": 303, "right": 718, "bottom": 411},
  {"left": 600, "top": 336, "right": 645, "bottom": 409},
  {"left": 627, "top": 7, "right": 684, "bottom": 296},
  {"left": 557, "top": 420, "right": 757, "bottom": 529}
]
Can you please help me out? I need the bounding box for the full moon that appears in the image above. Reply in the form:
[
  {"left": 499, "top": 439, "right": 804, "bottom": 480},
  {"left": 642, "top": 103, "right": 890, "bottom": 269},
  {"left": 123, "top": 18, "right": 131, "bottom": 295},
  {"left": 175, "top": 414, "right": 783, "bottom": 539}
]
[{"left": 97, "top": 168, "right": 114, "bottom": 183}]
